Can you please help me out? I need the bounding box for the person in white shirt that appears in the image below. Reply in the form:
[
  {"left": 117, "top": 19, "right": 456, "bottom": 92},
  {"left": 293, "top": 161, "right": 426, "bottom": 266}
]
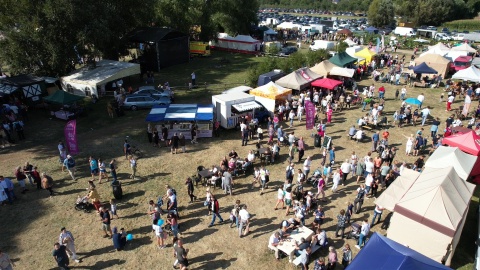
[
  {"left": 288, "top": 132, "right": 296, "bottom": 146},
  {"left": 240, "top": 122, "right": 247, "bottom": 133},
  {"left": 58, "top": 228, "right": 80, "bottom": 263},
  {"left": 417, "top": 93, "right": 425, "bottom": 108},
  {"left": 238, "top": 205, "right": 250, "bottom": 237},
  {"left": 421, "top": 106, "right": 430, "bottom": 126},
  {"left": 446, "top": 94, "right": 455, "bottom": 111},
  {"left": 355, "top": 129, "right": 363, "bottom": 142},
  {"left": 452, "top": 118, "right": 462, "bottom": 127},
  {"left": 400, "top": 87, "right": 407, "bottom": 100},
  {"left": 340, "top": 159, "right": 351, "bottom": 185},
  {"left": 288, "top": 110, "right": 295, "bottom": 127},
  {"left": 364, "top": 173, "right": 374, "bottom": 195},
  {"left": 370, "top": 204, "right": 384, "bottom": 227},
  {"left": 303, "top": 156, "right": 312, "bottom": 178},
  {"left": 356, "top": 219, "right": 370, "bottom": 249},
  {"left": 297, "top": 104, "right": 304, "bottom": 121},
  {"left": 463, "top": 93, "right": 472, "bottom": 117},
  {"left": 331, "top": 169, "right": 341, "bottom": 192},
  {"left": 364, "top": 158, "right": 374, "bottom": 175},
  {"left": 268, "top": 232, "right": 281, "bottom": 259},
  {"left": 247, "top": 150, "right": 255, "bottom": 162}
]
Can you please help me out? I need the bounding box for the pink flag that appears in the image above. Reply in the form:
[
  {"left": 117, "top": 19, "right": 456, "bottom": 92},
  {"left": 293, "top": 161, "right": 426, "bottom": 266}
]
[
  {"left": 305, "top": 100, "right": 316, "bottom": 130},
  {"left": 64, "top": 120, "right": 79, "bottom": 155}
]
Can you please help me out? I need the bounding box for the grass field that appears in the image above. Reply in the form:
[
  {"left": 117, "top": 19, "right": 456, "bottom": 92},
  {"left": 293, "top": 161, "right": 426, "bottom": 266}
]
[{"left": 0, "top": 51, "right": 477, "bottom": 270}]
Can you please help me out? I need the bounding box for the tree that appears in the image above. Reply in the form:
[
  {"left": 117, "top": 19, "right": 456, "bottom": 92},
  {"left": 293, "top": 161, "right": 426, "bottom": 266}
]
[
  {"left": 368, "top": 0, "right": 395, "bottom": 27},
  {"left": 336, "top": 42, "right": 349, "bottom": 53}
]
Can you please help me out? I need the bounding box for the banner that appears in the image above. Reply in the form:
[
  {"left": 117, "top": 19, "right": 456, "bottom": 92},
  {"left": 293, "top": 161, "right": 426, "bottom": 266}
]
[
  {"left": 64, "top": 120, "right": 79, "bottom": 155},
  {"left": 376, "top": 37, "right": 380, "bottom": 53},
  {"left": 305, "top": 100, "right": 316, "bottom": 130}
]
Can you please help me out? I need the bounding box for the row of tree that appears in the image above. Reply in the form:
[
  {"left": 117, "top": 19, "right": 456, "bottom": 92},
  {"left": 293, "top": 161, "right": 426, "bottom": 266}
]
[
  {"left": 259, "top": 0, "right": 371, "bottom": 11},
  {"left": 0, "top": 0, "right": 259, "bottom": 76}
]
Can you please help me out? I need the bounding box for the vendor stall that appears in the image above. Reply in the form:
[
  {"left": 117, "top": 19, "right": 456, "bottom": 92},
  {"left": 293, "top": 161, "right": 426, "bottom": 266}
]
[
  {"left": 212, "top": 92, "right": 268, "bottom": 129},
  {"left": 250, "top": 81, "right": 292, "bottom": 113},
  {"left": 145, "top": 104, "right": 214, "bottom": 139}
]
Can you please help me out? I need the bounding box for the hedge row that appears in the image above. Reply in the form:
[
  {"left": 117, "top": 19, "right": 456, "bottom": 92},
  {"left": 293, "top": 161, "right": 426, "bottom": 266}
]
[{"left": 442, "top": 20, "right": 480, "bottom": 31}]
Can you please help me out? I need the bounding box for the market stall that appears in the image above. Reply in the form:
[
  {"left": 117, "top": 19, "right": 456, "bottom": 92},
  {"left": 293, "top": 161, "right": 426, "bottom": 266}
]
[
  {"left": 311, "top": 78, "right": 342, "bottom": 90},
  {"left": 310, "top": 60, "right": 339, "bottom": 77},
  {"left": 43, "top": 90, "right": 85, "bottom": 120},
  {"left": 145, "top": 104, "right": 214, "bottom": 139},
  {"left": 250, "top": 81, "right": 292, "bottom": 113}
]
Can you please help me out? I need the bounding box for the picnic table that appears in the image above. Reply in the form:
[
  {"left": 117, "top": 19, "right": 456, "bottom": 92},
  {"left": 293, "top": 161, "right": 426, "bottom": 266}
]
[
  {"left": 198, "top": 167, "right": 221, "bottom": 187},
  {"left": 277, "top": 226, "right": 314, "bottom": 262}
]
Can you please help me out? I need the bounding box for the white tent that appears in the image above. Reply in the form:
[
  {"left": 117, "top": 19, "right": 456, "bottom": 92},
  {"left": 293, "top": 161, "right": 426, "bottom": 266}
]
[
  {"left": 343, "top": 39, "right": 357, "bottom": 47},
  {"left": 276, "top": 22, "right": 302, "bottom": 30},
  {"left": 450, "top": 43, "right": 477, "bottom": 53},
  {"left": 329, "top": 66, "right": 355, "bottom": 78},
  {"left": 452, "top": 65, "right": 480, "bottom": 82},
  {"left": 345, "top": 46, "right": 364, "bottom": 63},
  {"left": 275, "top": 68, "right": 319, "bottom": 90},
  {"left": 213, "top": 33, "right": 261, "bottom": 53},
  {"left": 445, "top": 50, "right": 468, "bottom": 62},
  {"left": 420, "top": 48, "right": 448, "bottom": 57},
  {"left": 425, "top": 146, "right": 477, "bottom": 180},
  {"left": 61, "top": 60, "right": 140, "bottom": 97},
  {"left": 388, "top": 167, "right": 476, "bottom": 265},
  {"left": 428, "top": 42, "right": 451, "bottom": 52},
  {"left": 374, "top": 169, "right": 421, "bottom": 211}
]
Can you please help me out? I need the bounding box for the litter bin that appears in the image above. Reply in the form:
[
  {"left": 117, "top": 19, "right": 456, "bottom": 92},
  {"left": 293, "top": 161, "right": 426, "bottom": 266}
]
[
  {"left": 112, "top": 181, "right": 123, "bottom": 200},
  {"left": 314, "top": 134, "right": 321, "bottom": 148}
]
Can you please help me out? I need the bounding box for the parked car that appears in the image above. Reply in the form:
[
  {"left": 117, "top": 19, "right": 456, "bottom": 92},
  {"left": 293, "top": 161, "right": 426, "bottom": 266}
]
[
  {"left": 452, "top": 33, "right": 466, "bottom": 41},
  {"left": 278, "top": 46, "right": 298, "bottom": 57},
  {"left": 122, "top": 94, "right": 171, "bottom": 111},
  {"left": 435, "top": 33, "right": 452, "bottom": 41},
  {"left": 134, "top": 86, "right": 172, "bottom": 98}
]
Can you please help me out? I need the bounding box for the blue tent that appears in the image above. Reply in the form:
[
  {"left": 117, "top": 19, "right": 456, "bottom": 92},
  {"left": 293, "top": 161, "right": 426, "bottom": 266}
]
[
  {"left": 145, "top": 104, "right": 213, "bottom": 122},
  {"left": 409, "top": 62, "right": 438, "bottom": 74},
  {"left": 365, "top": 26, "right": 378, "bottom": 33},
  {"left": 348, "top": 233, "right": 452, "bottom": 270}
]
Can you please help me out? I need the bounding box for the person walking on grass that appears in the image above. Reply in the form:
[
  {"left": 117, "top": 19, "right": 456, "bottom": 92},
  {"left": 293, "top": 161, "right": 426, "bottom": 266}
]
[
  {"left": 175, "top": 238, "right": 189, "bottom": 270},
  {"left": 0, "top": 249, "right": 15, "bottom": 270},
  {"left": 32, "top": 166, "right": 41, "bottom": 190},
  {"left": 152, "top": 218, "right": 166, "bottom": 249},
  {"left": 89, "top": 157, "right": 99, "bottom": 180},
  {"left": 238, "top": 205, "right": 251, "bottom": 238},
  {"left": 98, "top": 159, "right": 108, "bottom": 184},
  {"left": 59, "top": 227, "right": 80, "bottom": 263},
  {"left": 129, "top": 155, "right": 137, "bottom": 179},
  {"left": 179, "top": 133, "right": 186, "bottom": 153},
  {"left": 186, "top": 177, "right": 197, "bottom": 204},
  {"left": 52, "top": 243, "right": 70, "bottom": 270},
  {"left": 110, "top": 198, "right": 119, "bottom": 219},
  {"left": 99, "top": 207, "right": 113, "bottom": 238},
  {"left": 63, "top": 155, "right": 76, "bottom": 181},
  {"left": 41, "top": 172, "right": 54, "bottom": 197},
  {"left": 14, "top": 166, "right": 28, "bottom": 194},
  {"left": 335, "top": 209, "right": 347, "bottom": 238},
  {"left": 208, "top": 195, "right": 224, "bottom": 227},
  {"left": 123, "top": 140, "right": 131, "bottom": 159},
  {"left": 109, "top": 159, "right": 118, "bottom": 184},
  {"left": 170, "top": 132, "right": 179, "bottom": 154},
  {"left": 274, "top": 187, "right": 285, "bottom": 210}
]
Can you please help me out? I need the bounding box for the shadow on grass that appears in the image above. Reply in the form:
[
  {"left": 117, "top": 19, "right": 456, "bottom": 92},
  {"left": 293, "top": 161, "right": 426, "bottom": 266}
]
[{"left": 182, "top": 228, "right": 218, "bottom": 243}]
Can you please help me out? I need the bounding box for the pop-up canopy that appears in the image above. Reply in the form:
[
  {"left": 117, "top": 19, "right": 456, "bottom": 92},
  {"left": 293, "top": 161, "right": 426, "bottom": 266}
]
[
  {"left": 409, "top": 62, "right": 438, "bottom": 74},
  {"left": 375, "top": 169, "right": 421, "bottom": 211},
  {"left": 349, "top": 233, "right": 452, "bottom": 270},
  {"left": 450, "top": 43, "right": 477, "bottom": 53},
  {"left": 311, "top": 78, "right": 342, "bottom": 90},
  {"left": 425, "top": 146, "right": 477, "bottom": 180},
  {"left": 328, "top": 52, "right": 357, "bottom": 67},
  {"left": 452, "top": 66, "right": 480, "bottom": 82},
  {"left": 355, "top": 47, "right": 377, "bottom": 63},
  {"left": 310, "top": 60, "right": 339, "bottom": 77},
  {"left": 250, "top": 81, "right": 292, "bottom": 99},
  {"left": 145, "top": 104, "right": 213, "bottom": 122},
  {"left": 443, "top": 130, "right": 480, "bottom": 156}
]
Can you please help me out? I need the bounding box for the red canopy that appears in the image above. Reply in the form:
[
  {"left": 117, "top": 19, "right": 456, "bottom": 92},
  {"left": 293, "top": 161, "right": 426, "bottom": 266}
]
[
  {"left": 311, "top": 78, "right": 343, "bottom": 90},
  {"left": 443, "top": 130, "right": 480, "bottom": 156}
]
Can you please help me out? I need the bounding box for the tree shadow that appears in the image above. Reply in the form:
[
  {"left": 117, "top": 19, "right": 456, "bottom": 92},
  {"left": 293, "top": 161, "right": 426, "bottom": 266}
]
[
  {"left": 73, "top": 259, "right": 126, "bottom": 270},
  {"left": 249, "top": 217, "right": 277, "bottom": 238},
  {"left": 181, "top": 228, "right": 218, "bottom": 243}
]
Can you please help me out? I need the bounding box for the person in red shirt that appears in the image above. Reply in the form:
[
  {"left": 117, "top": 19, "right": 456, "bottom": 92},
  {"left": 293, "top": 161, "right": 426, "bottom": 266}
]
[
  {"left": 382, "top": 129, "right": 389, "bottom": 141},
  {"left": 378, "top": 86, "right": 386, "bottom": 99}
]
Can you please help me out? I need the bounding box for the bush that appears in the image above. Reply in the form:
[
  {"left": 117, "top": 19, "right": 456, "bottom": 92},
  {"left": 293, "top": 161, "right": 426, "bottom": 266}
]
[{"left": 442, "top": 20, "right": 480, "bottom": 31}]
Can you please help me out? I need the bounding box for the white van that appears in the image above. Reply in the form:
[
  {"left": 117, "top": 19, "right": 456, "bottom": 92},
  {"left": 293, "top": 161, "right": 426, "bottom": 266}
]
[
  {"left": 394, "top": 27, "right": 416, "bottom": 37},
  {"left": 310, "top": 40, "right": 335, "bottom": 51}
]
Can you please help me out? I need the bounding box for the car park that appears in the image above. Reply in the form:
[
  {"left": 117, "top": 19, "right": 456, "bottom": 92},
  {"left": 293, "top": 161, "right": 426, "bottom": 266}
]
[{"left": 122, "top": 94, "right": 171, "bottom": 111}]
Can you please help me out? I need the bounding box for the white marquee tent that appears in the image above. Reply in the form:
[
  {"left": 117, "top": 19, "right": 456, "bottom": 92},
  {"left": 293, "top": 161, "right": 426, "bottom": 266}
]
[
  {"left": 61, "top": 60, "right": 140, "bottom": 97},
  {"left": 374, "top": 169, "right": 421, "bottom": 211},
  {"left": 329, "top": 66, "right": 355, "bottom": 78},
  {"left": 450, "top": 43, "right": 477, "bottom": 53}
]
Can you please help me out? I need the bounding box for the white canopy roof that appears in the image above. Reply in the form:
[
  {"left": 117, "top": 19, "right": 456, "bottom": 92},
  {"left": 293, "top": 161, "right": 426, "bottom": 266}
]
[
  {"left": 375, "top": 169, "right": 421, "bottom": 211},
  {"left": 420, "top": 48, "right": 448, "bottom": 57},
  {"left": 234, "top": 35, "right": 260, "bottom": 43},
  {"left": 276, "top": 22, "right": 302, "bottom": 29},
  {"left": 450, "top": 43, "right": 477, "bottom": 53},
  {"left": 452, "top": 65, "right": 480, "bottom": 82},
  {"left": 343, "top": 39, "right": 357, "bottom": 47},
  {"left": 329, "top": 66, "right": 355, "bottom": 78},
  {"left": 425, "top": 146, "right": 477, "bottom": 180},
  {"left": 394, "top": 167, "right": 475, "bottom": 236},
  {"left": 428, "top": 42, "right": 450, "bottom": 51},
  {"left": 61, "top": 60, "right": 140, "bottom": 87},
  {"left": 445, "top": 50, "right": 468, "bottom": 62}
]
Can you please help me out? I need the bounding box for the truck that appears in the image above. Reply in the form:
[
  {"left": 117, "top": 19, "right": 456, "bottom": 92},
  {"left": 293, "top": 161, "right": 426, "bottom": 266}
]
[
  {"left": 417, "top": 29, "right": 437, "bottom": 39},
  {"left": 189, "top": 41, "right": 211, "bottom": 56},
  {"left": 394, "top": 27, "right": 416, "bottom": 37},
  {"left": 464, "top": 33, "right": 480, "bottom": 42},
  {"left": 257, "top": 70, "right": 285, "bottom": 86},
  {"left": 212, "top": 92, "right": 271, "bottom": 129}
]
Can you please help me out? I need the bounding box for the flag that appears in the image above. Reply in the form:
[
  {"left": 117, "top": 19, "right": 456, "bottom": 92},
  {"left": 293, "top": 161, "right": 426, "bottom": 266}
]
[
  {"left": 305, "top": 100, "right": 316, "bottom": 130},
  {"left": 381, "top": 34, "right": 385, "bottom": 52},
  {"left": 64, "top": 120, "right": 79, "bottom": 155}
]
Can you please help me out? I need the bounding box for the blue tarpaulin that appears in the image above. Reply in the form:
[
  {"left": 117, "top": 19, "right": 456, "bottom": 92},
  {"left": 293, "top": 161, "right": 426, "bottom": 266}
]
[
  {"left": 365, "top": 26, "right": 378, "bottom": 33},
  {"left": 145, "top": 104, "right": 214, "bottom": 122},
  {"left": 409, "top": 62, "right": 438, "bottom": 74},
  {"left": 348, "top": 233, "right": 452, "bottom": 270}
]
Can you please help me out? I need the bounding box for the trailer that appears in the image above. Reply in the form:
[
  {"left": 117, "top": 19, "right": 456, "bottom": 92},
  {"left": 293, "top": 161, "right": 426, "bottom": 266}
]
[{"left": 212, "top": 92, "right": 270, "bottom": 129}]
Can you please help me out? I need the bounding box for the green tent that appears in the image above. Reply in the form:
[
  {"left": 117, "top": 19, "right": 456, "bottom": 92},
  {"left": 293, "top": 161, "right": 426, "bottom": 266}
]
[
  {"left": 43, "top": 90, "right": 84, "bottom": 105},
  {"left": 328, "top": 52, "right": 358, "bottom": 67}
]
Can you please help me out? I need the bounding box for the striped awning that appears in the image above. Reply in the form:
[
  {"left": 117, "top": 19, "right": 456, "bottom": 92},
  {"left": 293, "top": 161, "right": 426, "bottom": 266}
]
[{"left": 232, "top": 101, "right": 263, "bottom": 112}]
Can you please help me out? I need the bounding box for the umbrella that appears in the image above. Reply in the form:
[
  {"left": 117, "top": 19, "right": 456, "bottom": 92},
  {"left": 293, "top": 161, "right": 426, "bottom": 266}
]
[{"left": 404, "top": 98, "right": 421, "bottom": 105}]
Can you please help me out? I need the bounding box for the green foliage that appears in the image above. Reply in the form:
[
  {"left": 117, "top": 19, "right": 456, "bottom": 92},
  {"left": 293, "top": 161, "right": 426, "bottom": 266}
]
[
  {"left": 368, "top": 0, "right": 395, "bottom": 27},
  {"left": 305, "top": 49, "right": 329, "bottom": 67},
  {"left": 442, "top": 19, "right": 480, "bottom": 31},
  {"left": 394, "top": 0, "right": 475, "bottom": 26},
  {"left": 336, "top": 42, "right": 349, "bottom": 53},
  {"left": 265, "top": 44, "right": 280, "bottom": 55}
]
